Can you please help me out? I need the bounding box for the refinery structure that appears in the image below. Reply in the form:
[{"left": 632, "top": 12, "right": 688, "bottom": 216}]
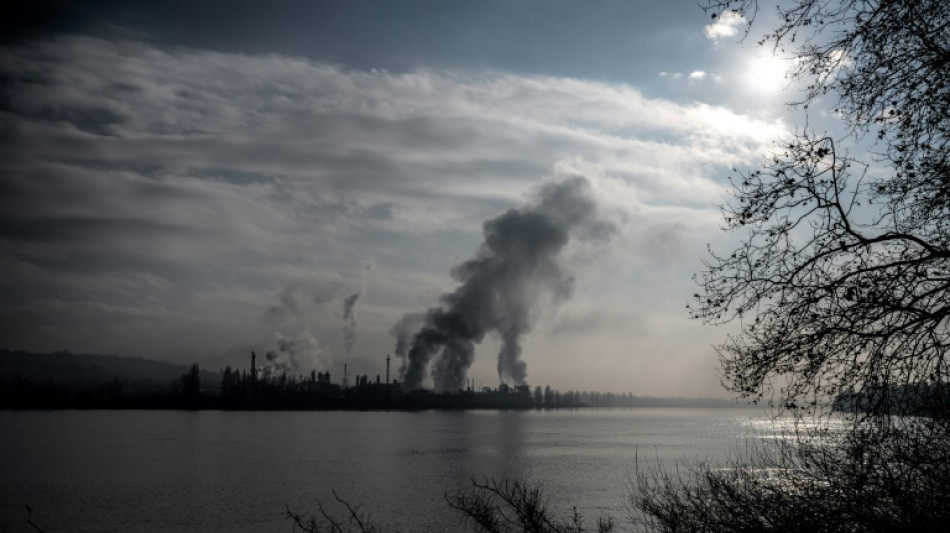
[
  {"left": 1, "top": 349, "right": 713, "bottom": 410},
  {"left": 215, "top": 351, "right": 536, "bottom": 410}
]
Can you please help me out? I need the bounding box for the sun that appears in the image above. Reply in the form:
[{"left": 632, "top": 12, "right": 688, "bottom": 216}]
[{"left": 745, "top": 53, "right": 791, "bottom": 95}]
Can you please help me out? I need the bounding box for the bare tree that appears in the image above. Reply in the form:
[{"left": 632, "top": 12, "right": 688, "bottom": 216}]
[
  {"left": 286, "top": 480, "right": 614, "bottom": 533},
  {"left": 635, "top": 4, "right": 950, "bottom": 529},
  {"left": 447, "top": 479, "right": 614, "bottom": 533},
  {"left": 286, "top": 490, "right": 382, "bottom": 533},
  {"left": 695, "top": 0, "right": 950, "bottom": 420},
  {"left": 635, "top": 420, "right": 950, "bottom": 533}
]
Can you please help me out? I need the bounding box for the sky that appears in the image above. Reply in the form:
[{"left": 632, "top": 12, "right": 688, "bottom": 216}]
[{"left": 0, "top": 0, "right": 802, "bottom": 396}]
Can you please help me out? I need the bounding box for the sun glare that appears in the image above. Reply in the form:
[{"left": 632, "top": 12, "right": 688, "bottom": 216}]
[{"left": 745, "top": 53, "right": 790, "bottom": 95}]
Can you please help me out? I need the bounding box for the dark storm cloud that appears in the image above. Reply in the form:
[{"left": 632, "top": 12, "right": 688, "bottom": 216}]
[
  {"left": 0, "top": 1, "right": 94, "bottom": 44},
  {"left": 0, "top": 0, "right": 709, "bottom": 89},
  {"left": 397, "top": 174, "right": 618, "bottom": 392}
]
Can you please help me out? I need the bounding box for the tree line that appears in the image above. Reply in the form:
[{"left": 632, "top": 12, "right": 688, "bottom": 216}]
[{"left": 5, "top": 362, "right": 733, "bottom": 410}]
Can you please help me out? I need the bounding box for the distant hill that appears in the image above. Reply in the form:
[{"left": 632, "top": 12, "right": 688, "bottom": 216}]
[{"left": 0, "top": 349, "right": 221, "bottom": 391}]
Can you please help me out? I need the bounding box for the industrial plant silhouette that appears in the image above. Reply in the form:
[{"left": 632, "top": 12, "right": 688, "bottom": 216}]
[{"left": 1, "top": 349, "right": 722, "bottom": 410}]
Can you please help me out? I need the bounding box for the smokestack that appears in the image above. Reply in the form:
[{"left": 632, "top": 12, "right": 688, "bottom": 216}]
[
  {"left": 386, "top": 355, "right": 391, "bottom": 385},
  {"left": 251, "top": 351, "right": 257, "bottom": 381},
  {"left": 343, "top": 363, "right": 348, "bottom": 389}
]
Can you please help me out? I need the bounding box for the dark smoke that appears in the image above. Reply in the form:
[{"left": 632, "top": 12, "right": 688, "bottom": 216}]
[
  {"left": 390, "top": 311, "right": 426, "bottom": 379},
  {"left": 342, "top": 265, "right": 371, "bottom": 355},
  {"left": 396, "top": 174, "right": 616, "bottom": 391},
  {"left": 342, "top": 290, "right": 362, "bottom": 355}
]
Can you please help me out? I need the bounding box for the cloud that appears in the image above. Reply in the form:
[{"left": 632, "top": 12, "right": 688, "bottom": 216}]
[
  {"left": 0, "top": 35, "right": 785, "bottom": 392},
  {"left": 662, "top": 70, "right": 723, "bottom": 85},
  {"left": 704, "top": 11, "right": 746, "bottom": 40}
]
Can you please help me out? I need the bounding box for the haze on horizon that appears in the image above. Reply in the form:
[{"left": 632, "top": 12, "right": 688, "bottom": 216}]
[{"left": 0, "top": 0, "right": 800, "bottom": 397}]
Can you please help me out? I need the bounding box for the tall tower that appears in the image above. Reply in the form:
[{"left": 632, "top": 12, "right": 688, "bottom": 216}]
[
  {"left": 251, "top": 351, "right": 257, "bottom": 381},
  {"left": 386, "top": 354, "right": 391, "bottom": 385}
]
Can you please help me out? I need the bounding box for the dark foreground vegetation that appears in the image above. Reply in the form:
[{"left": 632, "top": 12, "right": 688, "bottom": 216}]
[
  {"left": 635, "top": 422, "right": 950, "bottom": 533},
  {"left": 280, "top": 420, "right": 950, "bottom": 533},
  {"left": 286, "top": 479, "right": 619, "bottom": 533}
]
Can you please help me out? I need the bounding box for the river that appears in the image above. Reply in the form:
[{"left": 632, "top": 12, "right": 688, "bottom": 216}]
[{"left": 0, "top": 408, "right": 776, "bottom": 532}]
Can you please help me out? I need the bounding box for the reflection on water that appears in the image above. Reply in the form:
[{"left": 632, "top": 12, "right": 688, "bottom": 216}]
[
  {"left": 739, "top": 413, "right": 850, "bottom": 445},
  {"left": 0, "top": 408, "right": 775, "bottom": 532}
]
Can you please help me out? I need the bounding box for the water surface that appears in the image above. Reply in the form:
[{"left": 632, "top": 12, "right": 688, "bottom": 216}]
[{"left": 1, "top": 408, "right": 772, "bottom": 532}]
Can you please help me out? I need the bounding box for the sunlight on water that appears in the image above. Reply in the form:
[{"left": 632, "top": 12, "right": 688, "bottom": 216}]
[{"left": 1, "top": 408, "right": 782, "bottom": 532}]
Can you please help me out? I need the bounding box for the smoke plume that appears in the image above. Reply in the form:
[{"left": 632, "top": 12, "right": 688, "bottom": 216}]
[
  {"left": 342, "top": 290, "right": 362, "bottom": 354},
  {"left": 263, "top": 281, "right": 338, "bottom": 325},
  {"left": 390, "top": 311, "right": 426, "bottom": 379},
  {"left": 260, "top": 281, "right": 338, "bottom": 375},
  {"left": 342, "top": 266, "right": 371, "bottom": 355},
  {"left": 263, "top": 331, "right": 330, "bottom": 375},
  {"left": 395, "top": 173, "right": 617, "bottom": 391}
]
